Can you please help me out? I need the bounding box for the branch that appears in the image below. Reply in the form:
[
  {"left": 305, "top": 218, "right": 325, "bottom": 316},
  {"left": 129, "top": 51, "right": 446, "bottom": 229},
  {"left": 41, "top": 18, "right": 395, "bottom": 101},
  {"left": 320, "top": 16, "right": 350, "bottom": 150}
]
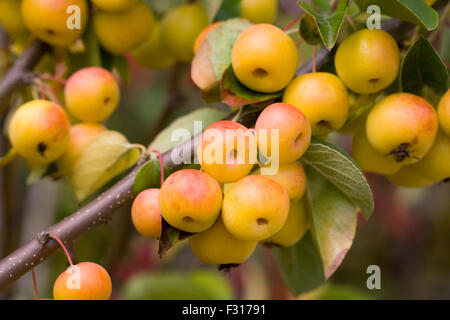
[
  {"left": 0, "top": 40, "right": 48, "bottom": 117},
  {"left": 0, "top": 18, "right": 415, "bottom": 292}
]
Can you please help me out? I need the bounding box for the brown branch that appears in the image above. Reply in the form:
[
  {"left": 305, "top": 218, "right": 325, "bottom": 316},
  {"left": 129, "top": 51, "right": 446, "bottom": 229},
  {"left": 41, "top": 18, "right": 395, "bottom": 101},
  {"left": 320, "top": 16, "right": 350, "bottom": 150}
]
[
  {"left": 0, "top": 18, "right": 416, "bottom": 293},
  {"left": 0, "top": 40, "right": 48, "bottom": 117}
]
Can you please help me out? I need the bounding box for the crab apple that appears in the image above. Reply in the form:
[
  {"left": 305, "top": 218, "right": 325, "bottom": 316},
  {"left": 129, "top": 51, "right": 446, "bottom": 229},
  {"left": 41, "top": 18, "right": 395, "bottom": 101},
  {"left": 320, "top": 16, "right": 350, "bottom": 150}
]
[
  {"left": 366, "top": 93, "right": 438, "bottom": 165},
  {"left": 64, "top": 67, "right": 120, "bottom": 123},
  {"left": 283, "top": 72, "right": 349, "bottom": 136},
  {"left": 438, "top": 90, "right": 450, "bottom": 137},
  {"left": 352, "top": 128, "right": 403, "bottom": 175},
  {"left": 255, "top": 103, "right": 311, "bottom": 164},
  {"left": 241, "top": 0, "right": 278, "bottom": 24},
  {"left": 161, "top": 3, "right": 209, "bottom": 62},
  {"left": 93, "top": 0, "right": 154, "bottom": 55},
  {"left": 231, "top": 24, "right": 299, "bottom": 93},
  {"left": 131, "top": 189, "right": 162, "bottom": 238},
  {"left": 387, "top": 164, "right": 433, "bottom": 189},
  {"left": 263, "top": 198, "right": 308, "bottom": 247},
  {"left": 53, "top": 262, "right": 112, "bottom": 300},
  {"left": 0, "top": 0, "right": 28, "bottom": 37},
  {"left": 21, "top": 0, "right": 88, "bottom": 47},
  {"left": 92, "top": 0, "right": 138, "bottom": 12},
  {"left": 413, "top": 130, "right": 450, "bottom": 183},
  {"left": 8, "top": 100, "right": 70, "bottom": 166},
  {"left": 193, "top": 21, "right": 223, "bottom": 54},
  {"left": 255, "top": 162, "right": 307, "bottom": 200},
  {"left": 222, "top": 175, "right": 290, "bottom": 241},
  {"left": 131, "top": 20, "right": 175, "bottom": 70},
  {"left": 189, "top": 218, "right": 257, "bottom": 265},
  {"left": 57, "top": 123, "right": 106, "bottom": 177},
  {"left": 335, "top": 29, "right": 400, "bottom": 94},
  {"left": 159, "top": 169, "right": 222, "bottom": 233},
  {"left": 197, "top": 120, "right": 256, "bottom": 184}
]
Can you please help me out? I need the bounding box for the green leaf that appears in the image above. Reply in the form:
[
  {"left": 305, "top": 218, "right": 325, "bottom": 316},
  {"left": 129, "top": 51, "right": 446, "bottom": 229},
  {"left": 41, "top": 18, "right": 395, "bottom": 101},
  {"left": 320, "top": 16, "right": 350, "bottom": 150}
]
[
  {"left": 299, "top": 13, "right": 323, "bottom": 45},
  {"left": 220, "top": 66, "right": 282, "bottom": 107},
  {"left": 191, "top": 18, "right": 252, "bottom": 102},
  {"left": 148, "top": 107, "right": 229, "bottom": 153},
  {"left": 215, "top": 0, "right": 241, "bottom": 21},
  {"left": 273, "top": 231, "right": 325, "bottom": 295},
  {"left": 72, "top": 130, "right": 142, "bottom": 202},
  {"left": 112, "top": 55, "right": 130, "bottom": 84},
  {"left": 298, "top": 0, "right": 349, "bottom": 49},
  {"left": 305, "top": 167, "right": 357, "bottom": 279},
  {"left": 355, "top": 0, "right": 439, "bottom": 31},
  {"left": 302, "top": 138, "right": 374, "bottom": 219},
  {"left": 400, "top": 36, "right": 449, "bottom": 95},
  {"left": 158, "top": 219, "right": 193, "bottom": 258},
  {"left": 199, "top": 0, "right": 223, "bottom": 22},
  {"left": 133, "top": 158, "right": 171, "bottom": 195},
  {"left": 122, "top": 270, "right": 234, "bottom": 300}
]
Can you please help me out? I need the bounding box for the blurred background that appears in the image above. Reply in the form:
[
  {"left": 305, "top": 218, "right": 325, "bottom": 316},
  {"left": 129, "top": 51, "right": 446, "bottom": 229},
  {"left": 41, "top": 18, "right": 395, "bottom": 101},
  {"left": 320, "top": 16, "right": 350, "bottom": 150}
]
[{"left": 0, "top": 0, "right": 449, "bottom": 300}]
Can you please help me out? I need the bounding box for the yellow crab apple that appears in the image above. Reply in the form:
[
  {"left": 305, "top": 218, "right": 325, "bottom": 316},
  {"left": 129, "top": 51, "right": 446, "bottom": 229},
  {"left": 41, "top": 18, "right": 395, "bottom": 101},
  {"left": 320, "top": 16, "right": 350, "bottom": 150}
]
[
  {"left": 64, "top": 67, "right": 120, "bottom": 123},
  {"left": 255, "top": 102, "right": 311, "bottom": 164},
  {"left": 161, "top": 3, "right": 209, "bottom": 62},
  {"left": 8, "top": 100, "right": 70, "bottom": 166},
  {"left": 159, "top": 169, "right": 222, "bottom": 233},
  {"left": 92, "top": 0, "right": 138, "bottom": 12},
  {"left": 222, "top": 175, "right": 290, "bottom": 241},
  {"left": 53, "top": 262, "right": 112, "bottom": 300},
  {"left": 283, "top": 72, "right": 349, "bottom": 136},
  {"left": 232, "top": 24, "right": 298, "bottom": 93},
  {"left": 241, "top": 0, "right": 278, "bottom": 24},
  {"left": 255, "top": 162, "right": 307, "bottom": 200},
  {"left": 366, "top": 93, "right": 438, "bottom": 165},
  {"left": 197, "top": 120, "right": 256, "bottom": 184},
  {"left": 0, "top": 0, "right": 28, "bottom": 37},
  {"left": 335, "top": 29, "right": 400, "bottom": 94},
  {"left": 438, "top": 90, "right": 450, "bottom": 137},
  {"left": 131, "top": 20, "right": 175, "bottom": 70},
  {"left": 93, "top": 0, "right": 154, "bottom": 55},
  {"left": 131, "top": 189, "right": 162, "bottom": 238},
  {"left": 189, "top": 218, "right": 257, "bottom": 265},
  {"left": 263, "top": 198, "right": 308, "bottom": 247},
  {"left": 352, "top": 128, "right": 403, "bottom": 175},
  {"left": 21, "top": 0, "right": 88, "bottom": 46}
]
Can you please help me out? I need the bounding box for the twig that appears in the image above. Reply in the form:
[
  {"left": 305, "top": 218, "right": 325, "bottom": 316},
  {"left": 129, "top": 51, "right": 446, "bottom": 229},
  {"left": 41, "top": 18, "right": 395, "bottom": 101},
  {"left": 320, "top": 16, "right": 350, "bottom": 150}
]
[{"left": 0, "top": 40, "right": 48, "bottom": 118}]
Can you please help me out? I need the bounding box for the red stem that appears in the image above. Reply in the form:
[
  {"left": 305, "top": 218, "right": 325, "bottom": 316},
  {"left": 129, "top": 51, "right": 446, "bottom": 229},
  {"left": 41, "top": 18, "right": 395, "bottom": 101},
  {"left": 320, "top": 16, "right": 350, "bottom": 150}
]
[
  {"left": 31, "top": 268, "right": 39, "bottom": 300},
  {"left": 150, "top": 150, "right": 165, "bottom": 186},
  {"left": 41, "top": 74, "right": 67, "bottom": 85},
  {"left": 39, "top": 81, "right": 46, "bottom": 100},
  {"left": 283, "top": 16, "right": 302, "bottom": 32},
  {"left": 49, "top": 234, "right": 74, "bottom": 266}
]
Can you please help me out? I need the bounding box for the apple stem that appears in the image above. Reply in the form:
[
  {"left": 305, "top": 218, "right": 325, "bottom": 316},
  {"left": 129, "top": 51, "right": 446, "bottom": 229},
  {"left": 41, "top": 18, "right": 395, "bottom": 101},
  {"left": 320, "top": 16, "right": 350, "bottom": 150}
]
[
  {"left": 41, "top": 74, "right": 67, "bottom": 85},
  {"left": 312, "top": 46, "right": 317, "bottom": 73},
  {"left": 295, "top": 38, "right": 304, "bottom": 48},
  {"left": 49, "top": 234, "right": 74, "bottom": 267},
  {"left": 150, "top": 150, "right": 165, "bottom": 186},
  {"left": 38, "top": 80, "right": 46, "bottom": 100},
  {"left": 283, "top": 16, "right": 302, "bottom": 32},
  {"left": 45, "top": 83, "right": 63, "bottom": 106},
  {"left": 345, "top": 14, "right": 357, "bottom": 31},
  {"left": 31, "top": 268, "right": 39, "bottom": 300}
]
